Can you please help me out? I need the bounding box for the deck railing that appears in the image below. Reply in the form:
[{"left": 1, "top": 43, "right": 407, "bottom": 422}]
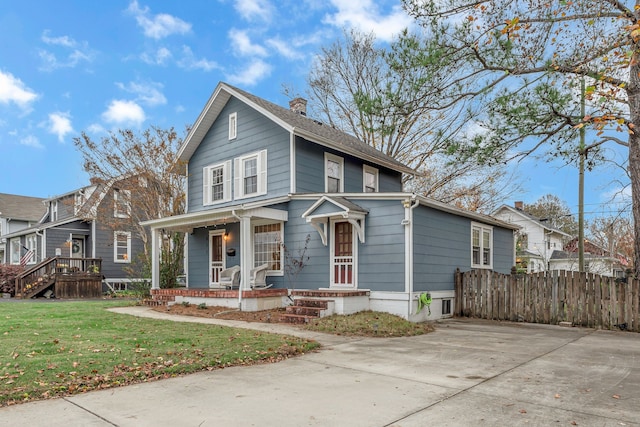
[{"left": 16, "top": 257, "right": 102, "bottom": 298}]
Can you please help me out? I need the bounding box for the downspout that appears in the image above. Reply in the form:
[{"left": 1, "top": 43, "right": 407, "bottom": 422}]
[{"left": 402, "top": 196, "right": 420, "bottom": 319}]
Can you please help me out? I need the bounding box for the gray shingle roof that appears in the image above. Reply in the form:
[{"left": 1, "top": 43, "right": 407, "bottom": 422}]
[
  {"left": 0, "top": 193, "right": 46, "bottom": 222},
  {"left": 179, "top": 82, "right": 415, "bottom": 175}
]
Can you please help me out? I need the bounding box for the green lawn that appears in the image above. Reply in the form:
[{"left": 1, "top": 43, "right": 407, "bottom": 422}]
[{"left": 0, "top": 301, "right": 318, "bottom": 406}]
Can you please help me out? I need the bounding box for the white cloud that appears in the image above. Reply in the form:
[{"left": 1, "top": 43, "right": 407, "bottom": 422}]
[
  {"left": 227, "top": 59, "right": 272, "bottom": 86},
  {"left": 324, "top": 0, "right": 412, "bottom": 42},
  {"left": 48, "top": 112, "right": 74, "bottom": 142},
  {"left": 141, "top": 47, "right": 173, "bottom": 65},
  {"left": 266, "top": 37, "right": 303, "bottom": 60},
  {"left": 101, "top": 100, "right": 146, "bottom": 126},
  {"left": 87, "top": 123, "right": 106, "bottom": 134},
  {"left": 0, "top": 70, "right": 38, "bottom": 109},
  {"left": 234, "top": 0, "right": 274, "bottom": 22},
  {"left": 228, "top": 28, "right": 267, "bottom": 57},
  {"left": 38, "top": 31, "right": 95, "bottom": 71},
  {"left": 177, "top": 46, "right": 220, "bottom": 71},
  {"left": 20, "top": 134, "right": 44, "bottom": 149},
  {"left": 116, "top": 81, "right": 167, "bottom": 106},
  {"left": 127, "top": 1, "right": 191, "bottom": 39}
]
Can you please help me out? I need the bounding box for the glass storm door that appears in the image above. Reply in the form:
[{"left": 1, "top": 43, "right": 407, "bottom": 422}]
[
  {"left": 209, "top": 232, "right": 225, "bottom": 286},
  {"left": 332, "top": 221, "right": 354, "bottom": 287},
  {"left": 71, "top": 237, "right": 84, "bottom": 258}
]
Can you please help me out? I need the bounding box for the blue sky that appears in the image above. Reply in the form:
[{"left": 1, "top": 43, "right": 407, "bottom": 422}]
[{"left": 0, "top": 1, "right": 630, "bottom": 219}]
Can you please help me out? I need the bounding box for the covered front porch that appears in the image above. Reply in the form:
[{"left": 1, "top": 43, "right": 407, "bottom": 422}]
[{"left": 142, "top": 202, "right": 289, "bottom": 310}]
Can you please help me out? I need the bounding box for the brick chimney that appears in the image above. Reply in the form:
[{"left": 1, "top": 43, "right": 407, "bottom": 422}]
[
  {"left": 289, "top": 97, "right": 307, "bottom": 116},
  {"left": 514, "top": 201, "right": 524, "bottom": 210}
]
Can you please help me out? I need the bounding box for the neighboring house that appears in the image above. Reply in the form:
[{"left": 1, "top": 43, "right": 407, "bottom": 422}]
[
  {"left": 0, "top": 193, "right": 47, "bottom": 264},
  {"left": 142, "top": 82, "right": 518, "bottom": 321},
  {"left": 550, "top": 238, "right": 629, "bottom": 278},
  {"left": 2, "top": 178, "right": 145, "bottom": 285},
  {"left": 493, "top": 202, "right": 572, "bottom": 272}
]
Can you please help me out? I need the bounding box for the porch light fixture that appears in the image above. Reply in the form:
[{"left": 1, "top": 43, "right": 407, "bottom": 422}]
[{"left": 223, "top": 232, "right": 229, "bottom": 241}]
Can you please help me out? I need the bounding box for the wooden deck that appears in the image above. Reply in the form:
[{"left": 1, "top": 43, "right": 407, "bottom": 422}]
[{"left": 16, "top": 257, "right": 103, "bottom": 299}]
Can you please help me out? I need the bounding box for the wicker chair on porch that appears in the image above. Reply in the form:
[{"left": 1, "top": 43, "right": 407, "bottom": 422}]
[
  {"left": 219, "top": 265, "right": 240, "bottom": 289},
  {"left": 249, "top": 263, "right": 272, "bottom": 289}
]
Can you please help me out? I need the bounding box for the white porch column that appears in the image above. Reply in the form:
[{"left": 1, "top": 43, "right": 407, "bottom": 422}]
[
  {"left": 239, "top": 215, "right": 252, "bottom": 291},
  {"left": 151, "top": 228, "right": 160, "bottom": 290}
]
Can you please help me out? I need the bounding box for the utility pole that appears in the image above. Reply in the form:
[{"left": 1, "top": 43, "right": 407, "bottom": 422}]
[{"left": 578, "top": 78, "right": 585, "bottom": 272}]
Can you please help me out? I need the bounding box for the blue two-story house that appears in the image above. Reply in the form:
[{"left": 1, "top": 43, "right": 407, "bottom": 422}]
[{"left": 143, "top": 82, "right": 518, "bottom": 321}]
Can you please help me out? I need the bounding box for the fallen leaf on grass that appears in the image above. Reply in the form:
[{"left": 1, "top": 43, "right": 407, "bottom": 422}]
[{"left": 613, "top": 394, "right": 620, "bottom": 399}]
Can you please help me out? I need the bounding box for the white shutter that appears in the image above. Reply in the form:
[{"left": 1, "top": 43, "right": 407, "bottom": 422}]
[
  {"left": 234, "top": 157, "right": 241, "bottom": 198},
  {"left": 258, "top": 150, "right": 267, "bottom": 195},
  {"left": 224, "top": 160, "right": 232, "bottom": 201},
  {"left": 203, "top": 166, "right": 211, "bottom": 205}
]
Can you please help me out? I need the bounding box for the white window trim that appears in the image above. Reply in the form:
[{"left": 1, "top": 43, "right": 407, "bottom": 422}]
[
  {"left": 51, "top": 201, "right": 58, "bottom": 222},
  {"left": 324, "top": 152, "right": 344, "bottom": 193},
  {"left": 471, "top": 222, "right": 493, "bottom": 269},
  {"left": 252, "top": 220, "right": 284, "bottom": 276},
  {"left": 114, "top": 189, "right": 132, "bottom": 218},
  {"left": 363, "top": 164, "right": 379, "bottom": 192},
  {"left": 234, "top": 150, "right": 267, "bottom": 199},
  {"left": 229, "top": 112, "right": 237, "bottom": 140},
  {"left": 114, "top": 231, "right": 132, "bottom": 264},
  {"left": 203, "top": 160, "right": 232, "bottom": 205}
]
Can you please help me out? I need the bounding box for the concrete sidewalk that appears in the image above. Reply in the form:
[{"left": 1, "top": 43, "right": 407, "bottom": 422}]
[{"left": 1, "top": 307, "right": 639, "bottom": 426}]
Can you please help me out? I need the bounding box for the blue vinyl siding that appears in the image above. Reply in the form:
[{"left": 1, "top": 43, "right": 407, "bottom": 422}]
[
  {"left": 412, "top": 205, "right": 514, "bottom": 291},
  {"left": 282, "top": 200, "right": 330, "bottom": 289},
  {"left": 355, "top": 199, "right": 405, "bottom": 291},
  {"left": 294, "top": 138, "right": 403, "bottom": 193},
  {"left": 188, "top": 97, "right": 291, "bottom": 212},
  {"left": 493, "top": 227, "right": 514, "bottom": 273}
]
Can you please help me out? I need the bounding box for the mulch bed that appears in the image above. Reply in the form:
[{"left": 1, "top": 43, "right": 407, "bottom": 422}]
[{"left": 151, "top": 304, "right": 290, "bottom": 323}]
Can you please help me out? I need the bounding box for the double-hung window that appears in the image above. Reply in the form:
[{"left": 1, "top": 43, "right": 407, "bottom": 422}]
[
  {"left": 363, "top": 165, "right": 378, "bottom": 193},
  {"left": 114, "top": 189, "right": 131, "bottom": 218},
  {"left": 50, "top": 201, "right": 58, "bottom": 222},
  {"left": 471, "top": 223, "right": 493, "bottom": 269},
  {"left": 114, "top": 231, "right": 131, "bottom": 263},
  {"left": 325, "top": 153, "right": 344, "bottom": 192},
  {"left": 253, "top": 222, "right": 283, "bottom": 273},
  {"left": 203, "top": 161, "right": 231, "bottom": 205},
  {"left": 234, "top": 150, "right": 267, "bottom": 199}
]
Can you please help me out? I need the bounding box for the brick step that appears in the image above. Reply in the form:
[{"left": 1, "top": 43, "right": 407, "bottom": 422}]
[
  {"left": 152, "top": 295, "right": 176, "bottom": 302},
  {"left": 285, "top": 305, "right": 325, "bottom": 316},
  {"left": 279, "top": 313, "right": 318, "bottom": 324},
  {"left": 143, "top": 298, "right": 165, "bottom": 306},
  {"left": 293, "top": 298, "right": 330, "bottom": 309}
]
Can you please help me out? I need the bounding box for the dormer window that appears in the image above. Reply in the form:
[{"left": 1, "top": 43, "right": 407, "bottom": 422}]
[
  {"left": 363, "top": 165, "right": 378, "bottom": 193},
  {"left": 114, "top": 188, "right": 131, "bottom": 218},
  {"left": 229, "top": 112, "right": 237, "bottom": 140},
  {"left": 325, "top": 153, "right": 344, "bottom": 193}
]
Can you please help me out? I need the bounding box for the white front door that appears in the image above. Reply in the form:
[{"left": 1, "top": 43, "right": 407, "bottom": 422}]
[
  {"left": 331, "top": 221, "right": 356, "bottom": 288},
  {"left": 209, "top": 231, "right": 226, "bottom": 287}
]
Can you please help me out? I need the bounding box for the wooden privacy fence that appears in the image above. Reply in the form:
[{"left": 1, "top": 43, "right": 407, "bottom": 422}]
[{"left": 454, "top": 269, "right": 640, "bottom": 332}]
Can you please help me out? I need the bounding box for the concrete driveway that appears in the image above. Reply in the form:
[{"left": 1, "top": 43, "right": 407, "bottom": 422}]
[{"left": 1, "top": 307, "right": 638, "bottom": 426}]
